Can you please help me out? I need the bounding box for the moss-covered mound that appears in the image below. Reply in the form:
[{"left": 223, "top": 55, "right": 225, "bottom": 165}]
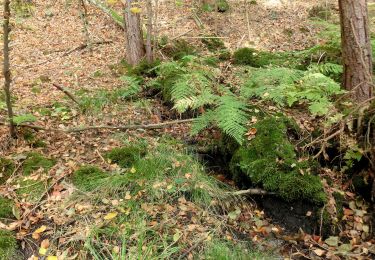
[
  {"left": 201, "top": 36, "right": 226, "bottom": 52},
  {"left": 23, "top": 152, "right": 55, "bottom": 175},
  {"left": 71, "top": 166, "right": 108, "bottom": 192},
  {"left": 162, "top": 39, "right": 196, "bottom": 60},
  {"left": 229, "top": 116, "right": 326, "bottom": 204},
  {"left": 0, "top": 230, "right": 17, "bottom": 260},
  {"left": 0, "top": 158, "right": 15, "bottom": 184},
  {"left": 105, "top": 145, "right": 147, "bottom": 168},
  {"left": 0, "top": 197, "right": 13, "bottom": 219}
]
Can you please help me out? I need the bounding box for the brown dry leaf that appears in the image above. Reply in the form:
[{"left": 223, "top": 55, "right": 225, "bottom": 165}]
[{"left": 313, "top": 248, "right": 326, "bottom": 256}]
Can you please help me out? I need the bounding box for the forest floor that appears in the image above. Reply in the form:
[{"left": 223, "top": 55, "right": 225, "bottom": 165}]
[{"left": 0, "top": 0, "right": 374, "bottom": 259}]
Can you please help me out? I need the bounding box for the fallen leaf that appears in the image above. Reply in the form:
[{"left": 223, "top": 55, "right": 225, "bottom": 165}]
[
  {"left": 104, "top": 212, "right": 118, "bottom": 220},
  {"left": 313, "top": 248, "right": 325, "bottom": 256},
  {"left": 325, "top": 236, "right": 339, "bottom": 247}
]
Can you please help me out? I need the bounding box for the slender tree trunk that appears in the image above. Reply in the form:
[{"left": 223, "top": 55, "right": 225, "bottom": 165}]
[
  {"left": 3, "top": 0, "right": 16, "bottom": 137},
  {"left": 145, "top": 0, "right": 153, "bottom": 63},
  {"left": 124, "top": 0, "right": 145, "bottom": 65},
  {"left": 339, "top": 0, "right": 373, "bottom": 102}
]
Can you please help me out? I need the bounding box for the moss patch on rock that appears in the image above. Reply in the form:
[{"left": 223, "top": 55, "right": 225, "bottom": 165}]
[
  {"left": 0, "top": 158, "right": 15, "bottom": 184},
  {"left": 23, "top": 152, "right": 55, "bottom": 175},
  {"left": 0, "top": 197, "right": 13, "bottom": 219},
  {"left": 71, "top": 165, "right": 108, "bottom": 192},
  {"left": 0, "top": 230, "right": 17, "bottom": 260},
  {"left": 105, "top": 145, "right": 147, "bottom": 168},
  {"left": 229, "top": 116, "right": 326, "bottom": 204}
]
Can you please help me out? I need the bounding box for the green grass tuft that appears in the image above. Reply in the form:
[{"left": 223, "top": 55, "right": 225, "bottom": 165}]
[{"left": 71, "top": 166, "right": 108, "bottom": 192}]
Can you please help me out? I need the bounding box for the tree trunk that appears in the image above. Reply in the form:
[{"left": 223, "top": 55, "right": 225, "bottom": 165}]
[
  {"left": 339, "top": 0, "right": 373, "bottom": 102},
  {"left": 3, "top": 0, "right": 16, "bottom": 137},
  {"left": 145, "top": 0, "right": 153, "bottom": 63},
  {"left": 124, "top": 0, "right": 145, "bottom": 66}
]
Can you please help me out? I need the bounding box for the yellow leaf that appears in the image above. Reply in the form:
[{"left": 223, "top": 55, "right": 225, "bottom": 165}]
[
  {"left": 104, "top": 212, "right": 118, "bottom": 220},
  {"left": 34, "top": 225, "right": 47, "bottom": 234},
  {"left": 107, "top": 0, "right": 118, "bottom": 5},
  {"left": 130, "top": 167, "right": 136, "bottom": 174},
  {"left": 39, "top": 247, "right": 47, "bottom": 256},
  {"left": 130, "top": 7, "right": 142, "bottom": 14},
  {"left": 47, "top": 256, "right": 58, "bottom": 260}
]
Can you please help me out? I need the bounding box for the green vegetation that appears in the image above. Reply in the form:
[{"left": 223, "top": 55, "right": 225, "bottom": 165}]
[
  {"left": 162, "top": 39, "right": 196, "bottom": 60},
  {"left": 79, "top": 75, "right": 143, "bottom": 112},
  {"left": 0, "top": 197, "right": 13, "bottom": 219},
  {"left": 202, "top": 240, "right": 272, "bottom": 260},
  {"left": 105, "top": 144, "right": 147, "bottom": 168},
  {"left": 0, "top": 158, "right": 15, "bottom": 184},
  {"left": 71, "top": 165, "right": 108, "bottom": 192},
  {"left": 0, "top": 230, "right": 17, "bottom": 260},
  {"left": 202, "top": 36, "right": 226, "bottom": 52},
  {"left": 241, "top": 67, "right": 345, "bottom": 115},
  {"left": 23, "top": 152, "right": 55, "bottom": 175},
  {"left": 230, "top": 117, "right": 326, "bottom": 204},
  {"left": 16, "top": 179, "right": 47, "bottom": 203}
]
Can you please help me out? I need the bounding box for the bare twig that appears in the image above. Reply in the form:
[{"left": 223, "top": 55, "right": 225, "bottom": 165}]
[
  {"left": 52, "top": 83, "right": 80, "bottom": 105},
  {"left": 227, "top": 188, "right": 275, "bottom": 196},
  {"left": 0, "top": 119, "right": 195, "bottom": 133}
]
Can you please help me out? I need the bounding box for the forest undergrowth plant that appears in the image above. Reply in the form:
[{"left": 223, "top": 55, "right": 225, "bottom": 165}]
[
  {"left": 241, "top": 67, "right": 345, "bottom": 116},
  {"left": 65, "top": 138, "right": 246, "bottom": 259}
]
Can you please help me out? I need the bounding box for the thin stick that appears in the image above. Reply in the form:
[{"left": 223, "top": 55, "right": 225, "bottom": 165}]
[
  {"left": 245, "top": 1, "right": 251, "bottom": 44},
  {"left": 0, "top": 119, "right": 195, "bottom": 133},
  {"left": 52, "top": 83, "right": 80, "bottom": 105},
  {"left": 3, "top": 0, "right": 16, "bottom": 137},
  {"left": 227, "top": 188, "right": 275, "bottom": 196}
]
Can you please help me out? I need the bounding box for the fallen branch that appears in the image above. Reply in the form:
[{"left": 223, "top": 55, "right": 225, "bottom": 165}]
[
  {"left": 227, "top": 188, "right": 275, "bottom": 196},
  {"left": 0, "top": 119, "right": 195, "bottom": 133},
  {"left": 62, "top": 40, "right": 112, "bottom": 57},
  {"left": 52, "top": 83, "right": 80, "bottom": 105}
]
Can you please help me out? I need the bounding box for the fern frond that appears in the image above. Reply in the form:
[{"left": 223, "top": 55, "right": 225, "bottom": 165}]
[
  {"left": 215, "top": 95, "right": 248, "bottom": 144},
  {"left": 191, "top": 110, "right": 216, "bottom": 135}
]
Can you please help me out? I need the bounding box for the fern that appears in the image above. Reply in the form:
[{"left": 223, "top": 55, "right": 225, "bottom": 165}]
[
  {"left": 191, "top": 95, "right": 248, "bottom": 144},
  {"left": 118, "top": 76, "right": 142, "bottom": 99},
  {"left": 241, "top": 68, "right": 345, "bottom": 116}
]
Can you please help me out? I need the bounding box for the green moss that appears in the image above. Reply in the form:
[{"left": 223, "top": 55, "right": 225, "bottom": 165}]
[
  {"left": 229, "top": 117, "right": 326, "bottom": 204},
  {"left": 127, "top": 59, "right": 161, "bottom": 77},
  {"left": 333, "top": 192, "right": 344, "bottom": 220},
  {"left": 217, "top": 0, "right": 229, "bottom": 12},
  {"left": 23, "top": 152, "right": 55, "bottom": 175},
  {"left": 0, "top": 197, "right": 13, "bottom": 219},
  {"left": 105, "top": 145, "right": 147, "bottom": 168},
  {"left": 163, "top": 39, "right": 196, "bottom": 60},
  {"left": 72, "top": 166, "right": 108, "bottom": 192},
  {"left": 202, "top": 36, "right": 226, "bottom": 52},
  {"left": 0, "top": 230, "right": 17, "bottom": 260},
  {"left": 16, "top": 179, "right": 46, "bottom": 203},
  {"left": 0, "top": 158, "right": 15, "bottom": 184}
]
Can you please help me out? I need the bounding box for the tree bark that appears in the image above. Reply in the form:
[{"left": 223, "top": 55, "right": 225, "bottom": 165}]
[
  {"left": 124, "top": 0, "right": 145, "bottom": 66},
  {"left": 3, "top": 0, "right": 16, "bottom": 137},
  {"left": 145, "top": 0, "right": 153, "bottom": 63},
  {"left": 339, "top": 0, "right": 373, "bottom": 102}
]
